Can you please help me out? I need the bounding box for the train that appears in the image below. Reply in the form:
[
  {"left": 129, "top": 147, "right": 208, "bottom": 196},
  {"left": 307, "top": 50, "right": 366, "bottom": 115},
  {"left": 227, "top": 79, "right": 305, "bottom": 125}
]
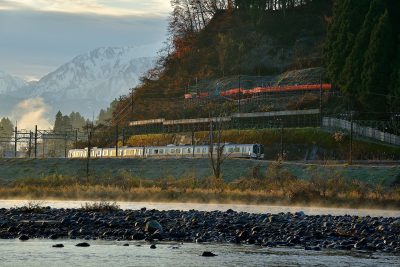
[
  {"left": 68, "top": 143, "right": 265, "bottom": 159},
  {"left": 184, "top": 83, "right": 332, "bottom": 99}
]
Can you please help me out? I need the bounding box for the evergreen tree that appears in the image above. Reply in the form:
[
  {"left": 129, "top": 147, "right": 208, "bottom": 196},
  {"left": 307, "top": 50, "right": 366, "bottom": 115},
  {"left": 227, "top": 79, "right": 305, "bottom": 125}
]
[
  {"left": 69, "top": 112, "right": 86, "bottom": 130},
  {"left": 360, "top": 10, "right": 395, "bottom": 111},
  {"left": 340, "top": 0, "right": 386, "bottom": 98},
  {"left": 53, "top": 111, "right": 63, "bottom": 132},
  {"left": 0, "top": 117, "right": 14, "bottom": 140},
  {"left": 325, "top": 0, "right": 370, "bottom": 87},
  {"left": 389, "top": 36, "right": 400, "bottom": 111},
  {"left": 53, "top": 111, "right": 73, "bottom": 131}
]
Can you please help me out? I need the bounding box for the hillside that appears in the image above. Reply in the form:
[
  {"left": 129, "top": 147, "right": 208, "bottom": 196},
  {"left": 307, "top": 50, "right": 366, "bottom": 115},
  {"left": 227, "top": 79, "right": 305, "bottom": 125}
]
[{"left": 113, "top": 1, "right": 333, "bottom": 123}]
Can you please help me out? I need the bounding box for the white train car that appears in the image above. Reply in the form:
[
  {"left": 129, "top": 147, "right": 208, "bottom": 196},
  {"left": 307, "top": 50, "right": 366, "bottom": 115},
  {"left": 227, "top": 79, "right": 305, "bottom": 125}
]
[{"left": 68, "top": 143, "right": 264, "bottom": 159}]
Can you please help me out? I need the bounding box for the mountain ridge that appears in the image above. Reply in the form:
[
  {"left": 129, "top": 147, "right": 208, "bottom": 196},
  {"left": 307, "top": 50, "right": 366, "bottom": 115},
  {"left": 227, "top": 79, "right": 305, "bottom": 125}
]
[{"left": 0, "top": 46, "right": 155, "bottom": 119}]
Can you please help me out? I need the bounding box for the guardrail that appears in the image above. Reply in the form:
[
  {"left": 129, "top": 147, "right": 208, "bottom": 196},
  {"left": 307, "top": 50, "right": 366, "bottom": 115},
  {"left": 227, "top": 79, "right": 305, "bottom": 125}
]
[
  {"left": 129, "top": 109, "right": 320, "bottom": 127},
  {"left": 323, "top": 117, "right": 400, "bottom": 146}
]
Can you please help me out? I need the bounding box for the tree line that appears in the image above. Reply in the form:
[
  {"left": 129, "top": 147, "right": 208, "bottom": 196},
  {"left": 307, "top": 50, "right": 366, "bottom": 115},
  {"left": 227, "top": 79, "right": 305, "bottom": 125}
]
[
  {"left": 325, "top": 0, "right": 400, "bottom": 114},
  {"left": 170, "top": 0, "right": 316, "bottom": 37}
]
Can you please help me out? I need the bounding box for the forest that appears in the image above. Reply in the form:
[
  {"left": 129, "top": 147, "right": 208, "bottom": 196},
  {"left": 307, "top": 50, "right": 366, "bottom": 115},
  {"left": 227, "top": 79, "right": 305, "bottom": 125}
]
[
  {"left": 112, "top": 0, "right": 330, "bottom": 123},
  {"left": 325, "top": 0, "right": 400, "bottom": 115},
  {"left": 110, "top": 0, "right": 399, "bottom": 125}
]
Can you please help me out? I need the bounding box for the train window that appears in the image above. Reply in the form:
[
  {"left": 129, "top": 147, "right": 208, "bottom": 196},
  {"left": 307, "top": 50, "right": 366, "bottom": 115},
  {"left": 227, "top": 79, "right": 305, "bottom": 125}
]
[
  {"left": 188, "top": 148, "right": 191, "bottom": 153},
  {"left": 234, "top": 147, "right": 240, "bottom": 152},
  {"left": 104, "top": 150, "right": 108, "bottom": 156},
  {"left": 159, "top": 149, "right": 163, "bottom": 154},
  {"left": 197, "top": 148, "right": 200, "bottom": 153},
  {"left": 176, "top": 149, "right": 180, "bottom": 153},
  {"left": 202, "top": 148, "right": 206, "bottom": 153},
  {"left": 229, "top": 148, "right": 234, "bottom": 152},
  {"left": 170, "top": 149, "right": 175, "bottom": 153}
]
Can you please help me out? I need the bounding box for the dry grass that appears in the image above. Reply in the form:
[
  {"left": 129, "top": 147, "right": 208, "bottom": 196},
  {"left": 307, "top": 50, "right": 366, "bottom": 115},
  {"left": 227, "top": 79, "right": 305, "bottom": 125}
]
[
  {"left": 1, "top": 159, "right": 399, "bottom": 209},
  {"left": 81, "top": 201, "right": 120, "bottom": 212}
]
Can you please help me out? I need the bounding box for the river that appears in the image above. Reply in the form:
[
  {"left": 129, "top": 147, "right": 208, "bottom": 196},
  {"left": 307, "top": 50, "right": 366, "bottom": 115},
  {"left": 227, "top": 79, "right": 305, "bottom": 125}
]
[{"left": 0, "top": 239, "right": 399, "bottom": 267}]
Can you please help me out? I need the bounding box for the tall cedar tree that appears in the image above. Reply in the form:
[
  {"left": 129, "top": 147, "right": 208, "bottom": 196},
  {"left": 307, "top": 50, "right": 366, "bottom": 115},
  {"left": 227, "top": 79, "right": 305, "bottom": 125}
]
[
  {"left": 389, "top": 37, "right": 400, "bottom": 110},
  {"left": 360, "top": 10, "right": 395, "bottom": 112},
  {"left": 325, "top": 0, "right": 370, "bottom": 87},
  {"left": 340, "top": 0, "right": 386, "bottom": 99}
]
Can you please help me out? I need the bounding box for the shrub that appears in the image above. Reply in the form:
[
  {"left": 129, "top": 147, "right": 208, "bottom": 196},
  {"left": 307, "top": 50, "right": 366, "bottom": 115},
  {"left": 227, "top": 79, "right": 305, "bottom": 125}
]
[{"left": 81, "top": 201, "right": 120, "bottom": 212}]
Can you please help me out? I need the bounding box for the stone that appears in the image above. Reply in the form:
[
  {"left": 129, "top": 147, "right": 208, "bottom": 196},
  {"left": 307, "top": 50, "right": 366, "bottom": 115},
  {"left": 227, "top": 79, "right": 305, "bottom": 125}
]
[
  {"left": 19, "top": 235, "right": 29, "bottom": 241},
  {"left": 202, "top": 251, "right": 217, "bottom": 257},
  {"left": 52, "top": 244, "right": 64, "bottom": 248},
  {"left": 76, "top": 242, "right": 90, "bottom": 247},
  {"left": 145, "top": 220, "right": 163, "bottom": 234}
]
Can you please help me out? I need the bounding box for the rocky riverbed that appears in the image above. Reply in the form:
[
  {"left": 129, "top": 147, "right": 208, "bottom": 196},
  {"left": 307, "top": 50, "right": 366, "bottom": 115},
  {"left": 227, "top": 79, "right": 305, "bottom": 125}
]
[{"left": 0, "top": 207, "right": 399, "bottom": 254}]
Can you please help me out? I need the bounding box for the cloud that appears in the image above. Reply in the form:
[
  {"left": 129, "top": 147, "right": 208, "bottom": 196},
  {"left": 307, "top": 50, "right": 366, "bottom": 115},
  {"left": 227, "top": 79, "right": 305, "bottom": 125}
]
[
  {"left": 12, "top": 98, "right": 52, "bottom": 130},
  {"left": 0, "top": 9, "right": 168, "bottom": 79},
  {"left": 0, "top": 0, "right": 171, "bottom": 17}
]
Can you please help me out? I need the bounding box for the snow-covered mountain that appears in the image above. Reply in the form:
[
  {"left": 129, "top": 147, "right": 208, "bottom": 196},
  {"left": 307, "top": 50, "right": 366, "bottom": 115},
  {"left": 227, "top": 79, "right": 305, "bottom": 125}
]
[
  {"left": 32, "top": 47, "right": 154, "bottom": 101},
  {"left": 0, "top": 47, "right": 155, "bottom": 119},
  {"left": 0, "top": 70, "right": 28, "bottom": 94}
]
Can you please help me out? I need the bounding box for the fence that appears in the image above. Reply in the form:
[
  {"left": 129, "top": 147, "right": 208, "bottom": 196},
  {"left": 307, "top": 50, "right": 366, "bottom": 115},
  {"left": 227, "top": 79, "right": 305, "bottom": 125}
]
[{"left": 323, "top": 117, "right": 400, "bottom": 146}]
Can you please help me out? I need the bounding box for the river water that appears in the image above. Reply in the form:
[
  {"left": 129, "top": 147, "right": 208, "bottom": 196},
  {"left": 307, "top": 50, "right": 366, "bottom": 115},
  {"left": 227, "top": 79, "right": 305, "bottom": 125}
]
[
  {"left": 0, "top": 239, "right": 399, "bottom": 267},
  {"left": 0, "top": 200, "right": 399, "bottom": 266}
]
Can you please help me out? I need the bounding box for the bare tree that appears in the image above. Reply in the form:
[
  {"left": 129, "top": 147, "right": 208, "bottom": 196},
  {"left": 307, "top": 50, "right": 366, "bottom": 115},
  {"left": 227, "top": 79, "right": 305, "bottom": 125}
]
[{"left": 208, "top": 115, "right": 228, "bottom": 180}]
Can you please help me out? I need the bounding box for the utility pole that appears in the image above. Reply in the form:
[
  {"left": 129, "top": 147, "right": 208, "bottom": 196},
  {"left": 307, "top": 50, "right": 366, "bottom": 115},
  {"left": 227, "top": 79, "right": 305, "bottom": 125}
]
[
  {"left": 349, "top": 110, "right": 353, "bottom": 165},
  {"left": 115, "top": 124, "right": 119, "bottom": 157},
  {"left": 238, "top": 75, "right": 241, "bottom": 112},
  {"left": 192, "top": 127, "right": 195, "bottom": 158},
  {"left": 130, "top": 88, "right": 134, "bottom": 122},
  {"left": 28, "top": 131, "right": 32, "bottom": 158},
  {"left": 34, "top": 125, "right": 38, "bottom": 158},
  {"left": 122, "top": 128, "right": 126, "bottom": 146},
  {"left": 75, "top": 129, "right": 78, "bottom": 149},
  {"left": 64, "top": 134, "right": 67, "bottom": 158},
  {"left": 86, "top": 126, "right": 92, "bottom": 181},
  {"left": 14, "top": 125, "right": 17, "bottom": 158},
  {"left": 319, "top": 74, "right": 323, "bottom": 126},
  {"left": 280, "top": 119, "right": 284, "bottom": 159}
]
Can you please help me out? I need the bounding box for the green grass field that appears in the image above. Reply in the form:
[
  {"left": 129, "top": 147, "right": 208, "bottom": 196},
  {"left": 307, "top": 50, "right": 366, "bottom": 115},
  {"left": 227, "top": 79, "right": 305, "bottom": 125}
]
[{"left": 0, "top": 158, "right": 398, "bottom": 187}]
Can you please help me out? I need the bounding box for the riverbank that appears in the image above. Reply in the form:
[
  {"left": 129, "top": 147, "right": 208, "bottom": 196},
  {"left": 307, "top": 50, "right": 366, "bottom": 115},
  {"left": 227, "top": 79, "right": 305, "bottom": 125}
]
[
  {"left": 1, "top": 158, "right": 399, "bottom": 185},
  {"left": 1, "top": 186, "right": 400, "bottom": 210},
  {"left": 0, "top": 205, "right": 399, "bottom": 254}
]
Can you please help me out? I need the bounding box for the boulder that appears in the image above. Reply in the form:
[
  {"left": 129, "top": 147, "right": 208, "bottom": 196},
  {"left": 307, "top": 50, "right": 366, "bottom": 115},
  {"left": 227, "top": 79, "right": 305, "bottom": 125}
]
[
  {"left": 75, "top": 242, "right": 90, "bottom": 247},
  {"left": 201, "top": 251, "right": 217, "bottom": 257},
  {"left": 19, "top": 235, "right": 29, "bottom": 241},
  {"left": 145, "top": 220, "right": 163, "bottom": 234}
]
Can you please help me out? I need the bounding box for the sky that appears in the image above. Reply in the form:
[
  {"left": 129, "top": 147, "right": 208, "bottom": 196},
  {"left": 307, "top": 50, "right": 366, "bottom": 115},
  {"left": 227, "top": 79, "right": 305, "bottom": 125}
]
[{"left": 0, "top": 0, "right": 172, "bottom": 81}]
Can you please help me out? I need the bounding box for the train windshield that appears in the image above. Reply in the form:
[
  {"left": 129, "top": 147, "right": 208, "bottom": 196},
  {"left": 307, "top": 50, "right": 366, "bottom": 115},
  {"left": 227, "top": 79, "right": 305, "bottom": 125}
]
[{"left": 253, "top": 144, "right": 264, "bottom": 154}]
